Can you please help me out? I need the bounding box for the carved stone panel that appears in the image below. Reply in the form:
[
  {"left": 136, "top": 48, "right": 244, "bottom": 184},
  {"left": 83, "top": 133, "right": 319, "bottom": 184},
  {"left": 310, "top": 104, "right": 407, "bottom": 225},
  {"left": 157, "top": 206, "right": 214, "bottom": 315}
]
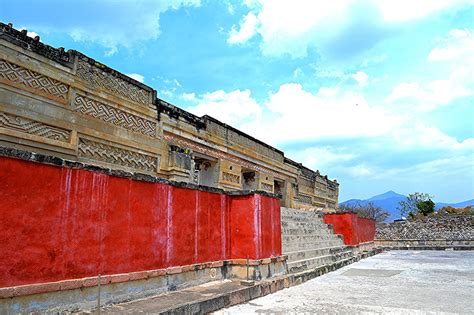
[
  {"left": 78, "top": 138, "right": 157, "bottom": 172},
  {"left": 73, "top": 94, "right": 156, "bottom": 137},
  {"left": 76, "top": 60, "right": 151, "bottom": 106},
  {"left": 0, "top": 111, "right": 70, "bottom": 142},
  {"left": 164, "top": 134, "right": 283, "bottom": 179},
  {"left": 298, "top": 176, "right": 315, "bottom": 189},
  {"left": 222, "top": 171, "right": 240, "bottom": 184},
  {"left": 261, "top": 182, "right": 273, "bottom": 192},
  {"left": 298, "top": 194, "right": 312, "bottom": 205},
  {"left": 0, "top": 59, "right": 69, "bottom": 100}
]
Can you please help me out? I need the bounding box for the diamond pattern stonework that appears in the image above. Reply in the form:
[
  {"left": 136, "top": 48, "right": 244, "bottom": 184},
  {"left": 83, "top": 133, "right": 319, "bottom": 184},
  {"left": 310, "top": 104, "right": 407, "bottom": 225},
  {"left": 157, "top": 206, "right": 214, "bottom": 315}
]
[
  {"left": 78, "top": 138, "right": 157, "bottom": 172},
  {"left": 73, "top": 94, "right": 156, "bottom": 137},
  {"left": 0, "top": 111, "right": 70, "bottom": 142},
  {"left": 0, "top": 59, "right": 69, "bottom": 100}
]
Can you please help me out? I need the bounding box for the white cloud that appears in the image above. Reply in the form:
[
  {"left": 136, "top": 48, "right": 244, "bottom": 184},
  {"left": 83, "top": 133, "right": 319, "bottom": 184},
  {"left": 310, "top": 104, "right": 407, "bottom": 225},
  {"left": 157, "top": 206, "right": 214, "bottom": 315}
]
[
  {"left": 228, "top": 1, "right": 472, "bottom": 58},
  {"left": 182, "top": 82, "right": 472, "bottom": 196},
  {"left": 428, "top": 29, "right": 474, "bottom": 62},
  {"left": 386, "top": 78, "right": 471, "bottom": 111},
  {"left": 352, "top": 71, "right": 369, "bottom": 87},
  {"left": 289, "top": 147, "right": 356, "bottom": 170},
  {"left": 361, "top": 54, "right": 387, "bottom": 67},
  {"left": 375, "top": 0, "right": 469, "bottom": 22},
  {"left": 255, "top": 83, "right": 397, "bottom": 142},
  {"left": 125, "top": 73, "right": 145, "bottom": 83},
  {"left": 227, "top": 12, "right": 259, "bottom": 44},
  {"left": 25, "top": 0, "right": 201, "bottom": 55},
  {"left": 160, "top": 89, "right": 174, "bottom": 98},
  {"left": 184, "top": 82, "right": 470, "bottom": 154},
  {"left": 19, "top": 28, "right": 41, "bottom": 41},
  {"left": 391, "top": 123, "right": 474, "bottom": 151},
  {"left": 185, "top": 89, "right": 262, "bottom": 126},
  {"left": 347, "top": 164, "right": 373, "bottom": 177},
  {"left": 181, "top": 92, "right": 197, "bottom": 101},
  {"left": 386, "top": 29, "right": 474, "bottom": 111},
  {"left": 26, "top": 31, "right": 39, "bottom": 39},
  {"left": 374, "top": 155, "right": 474, "bottom": 180}
]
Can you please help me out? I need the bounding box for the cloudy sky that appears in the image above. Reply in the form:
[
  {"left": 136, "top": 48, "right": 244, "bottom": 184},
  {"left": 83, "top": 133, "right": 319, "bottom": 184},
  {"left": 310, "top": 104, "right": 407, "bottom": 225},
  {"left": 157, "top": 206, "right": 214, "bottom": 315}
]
[{"left": 2, "top": 0, "right": 473, "bottom": 202}]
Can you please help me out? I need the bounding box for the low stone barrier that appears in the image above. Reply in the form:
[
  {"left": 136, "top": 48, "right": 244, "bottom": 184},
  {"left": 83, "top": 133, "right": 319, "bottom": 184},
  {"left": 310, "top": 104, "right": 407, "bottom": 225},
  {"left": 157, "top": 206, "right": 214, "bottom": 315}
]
[{"left": 376, "top": 215, "right": 474, "bottom": 250}]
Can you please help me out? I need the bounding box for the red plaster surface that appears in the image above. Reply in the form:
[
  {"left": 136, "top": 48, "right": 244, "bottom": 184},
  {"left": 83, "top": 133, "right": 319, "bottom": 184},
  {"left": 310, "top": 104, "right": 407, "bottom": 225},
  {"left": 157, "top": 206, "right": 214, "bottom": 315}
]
[
  {"left": 323, "top": 213, "right": 375, "bottom": 246},
  {"left": 0, "top": 156, "right": 281, "bottom": 288}
]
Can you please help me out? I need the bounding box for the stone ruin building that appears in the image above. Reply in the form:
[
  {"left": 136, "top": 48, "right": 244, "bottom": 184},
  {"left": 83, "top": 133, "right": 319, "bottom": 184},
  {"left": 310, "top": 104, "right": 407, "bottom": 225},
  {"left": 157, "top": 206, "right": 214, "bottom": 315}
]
[
  {"left": 1, "top": 21, "right": 471, "bottom": 315},
  {"left": 0, "top": 22, "right": 339, "bottom": 212},
  {"left": 0, "top": 22, "right": 378, "bottom": 313}
]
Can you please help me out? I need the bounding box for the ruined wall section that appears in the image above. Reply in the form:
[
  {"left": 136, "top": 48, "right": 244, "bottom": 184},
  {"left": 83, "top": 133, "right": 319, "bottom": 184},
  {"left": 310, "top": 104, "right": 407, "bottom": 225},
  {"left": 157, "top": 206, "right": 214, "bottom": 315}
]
[
  {"left": 376, "top": 215, "right": 474, "bottom": 243},
  {"left": 0, "top": 23, "right": 165, "bottom": 176}
]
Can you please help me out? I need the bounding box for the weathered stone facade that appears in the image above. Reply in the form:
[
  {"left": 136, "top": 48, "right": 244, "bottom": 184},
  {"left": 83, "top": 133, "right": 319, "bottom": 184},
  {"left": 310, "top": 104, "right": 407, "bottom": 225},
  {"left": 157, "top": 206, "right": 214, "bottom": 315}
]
[{"left": 0, "top": 22, "right": 339, "bottom": 210}]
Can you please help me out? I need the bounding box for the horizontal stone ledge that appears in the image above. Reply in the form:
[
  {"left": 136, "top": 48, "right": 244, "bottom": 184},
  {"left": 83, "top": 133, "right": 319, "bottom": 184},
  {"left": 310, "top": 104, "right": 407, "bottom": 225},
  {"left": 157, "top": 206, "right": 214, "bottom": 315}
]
[
  {"left": 0, "top": 146, "right": 281, "bottom": 198},
  {"left": 0, "top": 260, "right": 227, "bottom": 299},
  {"left": 0, "top": 257, "right": 289, "bottom": 299},
  {"left": 224, "top": 255, "right": 287, "bottom": 266}
]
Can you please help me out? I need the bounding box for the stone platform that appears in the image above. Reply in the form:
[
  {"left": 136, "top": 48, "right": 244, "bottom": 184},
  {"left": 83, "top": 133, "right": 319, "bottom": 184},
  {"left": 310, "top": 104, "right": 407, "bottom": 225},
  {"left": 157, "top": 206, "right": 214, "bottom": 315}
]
[{"left": 219, "top": 250, "right": 474, "bottom": 314}]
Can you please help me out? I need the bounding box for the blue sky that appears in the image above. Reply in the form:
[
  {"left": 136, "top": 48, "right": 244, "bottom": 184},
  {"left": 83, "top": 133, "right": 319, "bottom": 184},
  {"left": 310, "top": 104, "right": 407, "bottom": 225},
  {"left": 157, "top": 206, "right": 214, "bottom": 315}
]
[{"left": 1, "top": 0, "right": 473, "bottom": 202}]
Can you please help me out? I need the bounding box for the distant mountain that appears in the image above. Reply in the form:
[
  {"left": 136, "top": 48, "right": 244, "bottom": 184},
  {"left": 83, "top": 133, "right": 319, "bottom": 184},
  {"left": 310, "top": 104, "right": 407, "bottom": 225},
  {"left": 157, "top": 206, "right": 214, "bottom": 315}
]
[
  {"left": 435, "top": 199, "right": 474, "bottom": 210},
  {"left": 367, "top": 191, "right": 405, "bottom": 201},
  {"left": 340, "top": 191, "right": 473, "bottom": 222}
]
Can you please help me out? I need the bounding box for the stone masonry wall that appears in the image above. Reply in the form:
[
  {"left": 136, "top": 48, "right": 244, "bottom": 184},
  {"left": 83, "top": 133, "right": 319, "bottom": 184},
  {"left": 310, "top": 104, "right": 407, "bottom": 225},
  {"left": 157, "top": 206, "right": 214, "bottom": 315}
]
[{"left": 376, "top": 215, "right": 474, "bottom": 241}]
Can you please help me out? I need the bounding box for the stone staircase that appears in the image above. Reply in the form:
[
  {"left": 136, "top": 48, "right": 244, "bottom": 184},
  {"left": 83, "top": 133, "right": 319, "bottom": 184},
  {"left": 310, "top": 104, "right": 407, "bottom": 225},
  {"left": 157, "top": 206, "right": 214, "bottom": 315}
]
[{"left": 281, "top": 207, "right": 355, "bottom": 274}]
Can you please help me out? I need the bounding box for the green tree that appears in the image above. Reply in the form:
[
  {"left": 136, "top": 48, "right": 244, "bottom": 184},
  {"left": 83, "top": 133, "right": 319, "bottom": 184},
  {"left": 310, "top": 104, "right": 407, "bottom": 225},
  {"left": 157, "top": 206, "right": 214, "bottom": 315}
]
[
  {"left": 398, "top": 192, "right": 435, "bottom": 218},
  {"left": 417, "top": 199, "right": 435, "bottom": 216}
]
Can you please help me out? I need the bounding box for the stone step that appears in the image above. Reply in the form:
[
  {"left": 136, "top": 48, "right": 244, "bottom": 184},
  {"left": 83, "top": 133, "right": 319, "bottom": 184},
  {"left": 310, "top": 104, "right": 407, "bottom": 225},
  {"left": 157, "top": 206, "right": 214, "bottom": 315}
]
[
  {"left": 287, "top": 251, "right": 355, "bottom": 273},
  {"left": 281, "top": 229, "right": 335, "bottom": 236},
  {"left": 284, "top": 245, "right": 352, "bottom": 262},
  {"left": 283, "top": 225, "right": 332, "bottom": 231},
  {"left": 281, "top": 212, "right": 323, "bottom": 219},
  {"left": 280, "top": 215, "right": 324, "bottom": 222},
  {"left": 281, "top": 222, "right": 331, "bottom": 229},
  {"left": 282, "top": 229, "right": 332, "bottom": 235},
  {"left": 283, "top": 238, "right": 344, "bottom": 247},
  {"left": 282, "top": 234, "right": 340, "bottom": 243},
  {"left": 283, "top": 240, "right": 345, "bottom": 252}
]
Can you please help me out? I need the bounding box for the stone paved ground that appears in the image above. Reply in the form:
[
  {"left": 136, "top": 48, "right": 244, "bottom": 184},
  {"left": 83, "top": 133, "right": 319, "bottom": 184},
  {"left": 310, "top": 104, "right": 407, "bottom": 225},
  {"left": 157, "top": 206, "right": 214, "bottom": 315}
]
[{"left": 215, "top": 251, "right": 474, "bottom": 314}]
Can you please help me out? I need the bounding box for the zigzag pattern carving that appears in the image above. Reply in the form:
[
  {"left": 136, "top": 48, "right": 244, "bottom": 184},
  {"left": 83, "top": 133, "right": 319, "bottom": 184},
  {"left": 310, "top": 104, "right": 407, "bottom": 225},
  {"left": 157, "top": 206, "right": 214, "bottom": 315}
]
[
  {"left": 0, "top": 111, "right": 70, "bottom": 142},
  {"left": 261, "top": 183, "right": 273, "bottom": 192},
  {"left": 78, "top": 138, "right": 157, "bottom": 172},
  {"left": 0, "top": 59, "right": 68, "bottom": 99},
  {"left": 73, "top": 95, "right": 156, "bottom": 137},
  {"left": 76, "top": 60, "right": 150, "bottom": 106}
]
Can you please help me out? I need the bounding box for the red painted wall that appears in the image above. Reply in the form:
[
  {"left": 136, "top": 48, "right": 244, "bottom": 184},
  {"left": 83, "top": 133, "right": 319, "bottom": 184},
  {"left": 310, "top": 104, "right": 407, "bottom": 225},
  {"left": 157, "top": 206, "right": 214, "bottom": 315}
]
[
  {"left": 0, "top": 156, "right": 281, "bottom": 288},
  {"left": 356, "top": 217, "right": 376, "bottom": 244},
  {"left": 323, "top": 213, "right": 375, "bottom": 246},
  {"left": 228, "top": 195, "right": 282, "bottom": 260}
]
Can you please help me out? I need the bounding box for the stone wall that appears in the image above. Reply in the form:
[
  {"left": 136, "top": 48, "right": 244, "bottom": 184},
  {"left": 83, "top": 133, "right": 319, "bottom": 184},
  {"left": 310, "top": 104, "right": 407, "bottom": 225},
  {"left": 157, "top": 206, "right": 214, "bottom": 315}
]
[{"left": 375, "top": 215, "right": 474, "bottom": 249}]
